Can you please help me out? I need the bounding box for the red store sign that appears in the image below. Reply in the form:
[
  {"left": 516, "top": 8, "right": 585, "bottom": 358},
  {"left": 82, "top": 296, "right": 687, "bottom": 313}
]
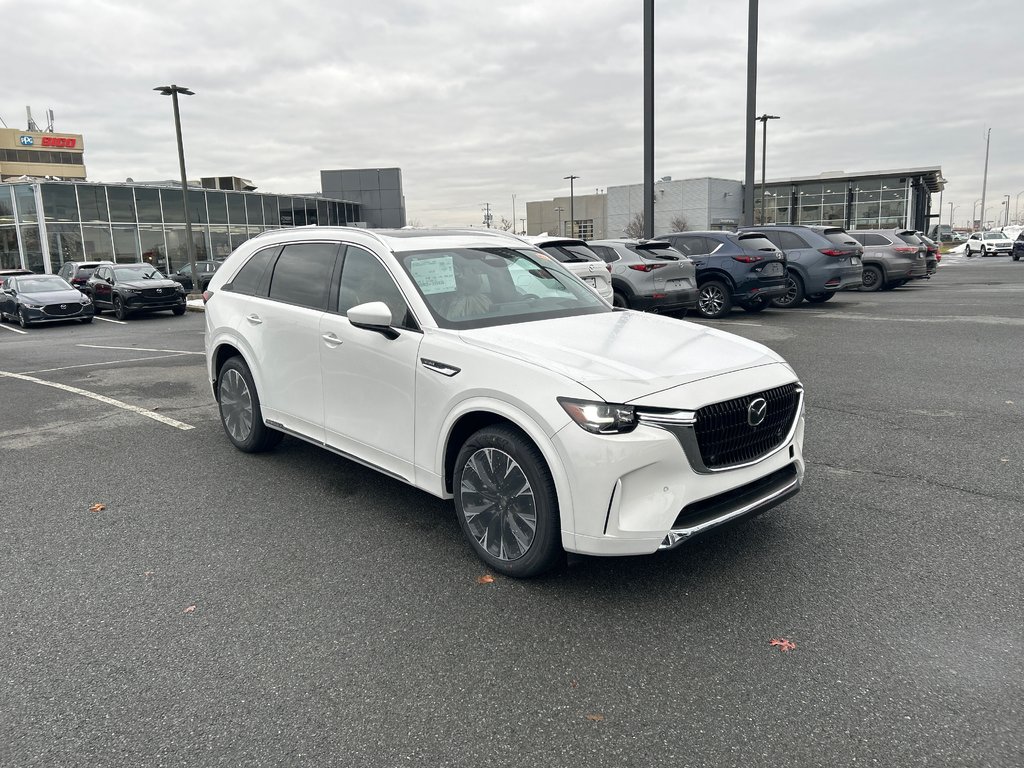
[{"left": 40, "top": 136, "right": 77, "bottom": 148}]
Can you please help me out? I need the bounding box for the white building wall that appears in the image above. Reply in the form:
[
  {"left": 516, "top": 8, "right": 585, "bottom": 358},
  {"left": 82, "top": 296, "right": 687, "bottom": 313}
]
[{"left": 606, "top": 178, "right": 744, "bottom": 236}]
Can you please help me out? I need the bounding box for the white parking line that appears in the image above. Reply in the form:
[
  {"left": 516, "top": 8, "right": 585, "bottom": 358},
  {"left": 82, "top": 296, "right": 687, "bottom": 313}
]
[
  {"left": 0, "top": 324, "right": 28, "bottom": 334},
  {"left": 23, "top": 353, "right": 190, "bottom": 375},
  {"left": 0, "top": 370, "right": 194, "bottom": 430},
  {"left": 77, "top": 344, "right": 203, "bottom": 355},
  {"left": 94, "top": 316, "right": 127, "bottom": 325}
]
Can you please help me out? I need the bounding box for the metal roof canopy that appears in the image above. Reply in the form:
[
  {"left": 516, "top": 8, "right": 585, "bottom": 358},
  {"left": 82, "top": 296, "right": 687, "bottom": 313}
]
[{"left": 764, "top": 167, "right": 945, "bottom": 193}]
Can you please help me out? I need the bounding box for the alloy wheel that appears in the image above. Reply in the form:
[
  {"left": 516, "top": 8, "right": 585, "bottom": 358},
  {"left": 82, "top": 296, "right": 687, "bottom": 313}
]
[
  {"left": 219, "top": 368, "right": 254, "bottom": 443},
  {"left": 459, "top": 447, "right": 537, "bottom": 561},
  {"left": 697, "top": 285, "right": 725, "bottom": 316}
]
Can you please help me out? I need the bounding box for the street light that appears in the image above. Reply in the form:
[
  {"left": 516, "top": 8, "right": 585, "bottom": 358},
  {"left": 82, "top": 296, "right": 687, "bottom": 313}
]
[
  {"left": 948, "top": 202, "right": 957, "bottom": 232},
  {"left": 563, "top": 175, "right": 579, "bottom": 238},
  {"left": 1015, "top": 190, "right": 1024, "bottom": 224},
  {"left": 755, "top": 114, "right": 780, "bottom": 225},
  {"left": 154, "top": 84, "right": 201, "bottom": 295},
  {"left": 553, "top": 206, "right": 565, "bottom": 236},
  {"left": 972, "top": 199, "right": 982, "bottom": 230},
  {"left": 1003, "top": 194, "right": 1011, "bottom": 227}
]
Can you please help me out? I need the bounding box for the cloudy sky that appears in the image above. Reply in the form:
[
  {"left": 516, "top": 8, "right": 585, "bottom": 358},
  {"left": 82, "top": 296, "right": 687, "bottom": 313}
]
[{"left": 4, "top": 0, "right": 1022, "bottom": 227}]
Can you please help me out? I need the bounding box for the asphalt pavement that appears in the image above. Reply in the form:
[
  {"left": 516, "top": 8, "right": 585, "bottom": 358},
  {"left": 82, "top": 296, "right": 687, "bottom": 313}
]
[{"left": 0, "top": 257, "right": 1020, "bottom": 767}]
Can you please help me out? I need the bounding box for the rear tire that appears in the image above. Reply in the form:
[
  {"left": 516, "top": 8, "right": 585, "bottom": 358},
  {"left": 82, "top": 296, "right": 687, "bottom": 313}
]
[
  {"left": 217, "top": 356, "right": 283, "bottom": 453},
  {"left": 453, "top": 425, "right": 563, "bottom": 578},
  {"left": 806, "top": 291, "right": 836, "bottom": 303},
  {"left": 695, "top": 280, "right": 732, "bottom": 318},
  {"left": 859, "top": 265, "right": 884, "bottom": 292},
  {"left": 770, "top": 272, "right": 805, "bottom": 308},
  {"left": 612, "top": 291, "right": 629, "bottom": 309}
]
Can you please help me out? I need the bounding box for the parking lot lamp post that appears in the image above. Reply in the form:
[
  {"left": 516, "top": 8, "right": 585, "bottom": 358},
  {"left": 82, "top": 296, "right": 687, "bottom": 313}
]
[
  {"left": 948, "top": 203, "right": 956, "bottom": 231},
  {"left": 519, "top": 218, "right": 525, "bottom": 235},
  {"left": 972, "top": 199, "right": 982, "bottom": 230},
  {"left": 755, "top": 114, "right": 780, "bottom": 225},
  {"left": 563, "top": 175, "right": 579, "bottom": 238},
  {"left": 1015, "top": 191, "right": 1024, "bottom": 224},
  {"left": 154, "top": 84, "right": 200, "bottom": 296},
  {"left": 553, "top": 207, "right": 564, "bottom": 236},
  {"left": 1003, "top": 194, "right": 1010, "bottom": 228}
]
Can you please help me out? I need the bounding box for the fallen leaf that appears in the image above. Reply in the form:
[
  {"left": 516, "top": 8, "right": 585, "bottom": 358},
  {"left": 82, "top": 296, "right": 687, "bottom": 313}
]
[
  {"left": 143, "top": 571, "right": 155, "bottom": 578},
  {"left": 570, "top": 680, "right": 579, "bottom": 689},
  {"left": 585, "top": 714, "right": 605, "bottom": 722},
  {"left": 1006, "top": 401, "right": 1014, "bottom": 405},
  {"left": 183, "top": 604, "right": 196, "bottom": 614},
  {"left": 477, "top": 574, "right": 495, "bottom": 584},
  {"left": 770, "top": 638, "right": 796, "bottom": 652},
  {"left": 89, "top": 503, "right": 106, "bottom": 512},
  {"left": 1000, "top": 458, "right": 1009, "bottom": 463}
]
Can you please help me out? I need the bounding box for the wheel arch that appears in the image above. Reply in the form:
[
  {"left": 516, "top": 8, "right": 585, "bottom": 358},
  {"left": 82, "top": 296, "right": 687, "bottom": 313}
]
[
  {"left": 210, "top": 337, "right": 262, "bottom": 402},
  {"left": 695, "top": 268, "right": 737, "bottom": 291}
]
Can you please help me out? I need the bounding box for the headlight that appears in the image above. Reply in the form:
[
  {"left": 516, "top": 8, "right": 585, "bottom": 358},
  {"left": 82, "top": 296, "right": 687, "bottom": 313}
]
[
  {"left": 121, "top": 288, "right": 140, "bottom": 295},
  {"left": 22, "top": 302, "right": 43, "bottom": 309},
  {"left": 80, "top": 294, "right": 92, "bottom": 303},
  {"left": 558, "top": 397, "right": 637, "bottom": 434},
  {"left": 175, "top": 284, "right": 186, "bottom": 292}
]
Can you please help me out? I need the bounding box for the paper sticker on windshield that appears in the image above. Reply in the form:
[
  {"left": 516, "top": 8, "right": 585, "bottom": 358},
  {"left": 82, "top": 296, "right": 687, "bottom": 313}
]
[{"left": 410, "top": 255, "right": 456, "bottom": 294}]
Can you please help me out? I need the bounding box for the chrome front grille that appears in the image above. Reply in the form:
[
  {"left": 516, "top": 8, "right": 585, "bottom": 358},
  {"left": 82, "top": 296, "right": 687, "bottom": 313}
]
[{"left": 693, "top": 383, "right": 801, "bottom": 469}]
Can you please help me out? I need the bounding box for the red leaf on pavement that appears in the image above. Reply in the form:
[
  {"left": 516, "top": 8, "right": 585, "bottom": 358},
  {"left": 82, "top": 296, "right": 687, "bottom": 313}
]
[
  {"left": 477, "top": 574, "right": 495, "bottom": 584},
  {"left": 770, "top": 638, "right": 796, "bottom": 652},
  {"left": 89, "top": 503, "right": 106, "bottom": 512},
  {"left": 143, "top": 571, "right": 155, "bottom": 578},
  {"left": 585, "top": 714, "right": 605, "bottom": 722},
  {"left": 183, "top": 604, "right": 196, "bottom": 614}
]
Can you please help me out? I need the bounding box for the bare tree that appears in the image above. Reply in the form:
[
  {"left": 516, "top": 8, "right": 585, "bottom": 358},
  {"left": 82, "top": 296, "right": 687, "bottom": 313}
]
[
  {"left": 406, "top": 218, "right": 423, "bottom": 228},
  {"left": 669, "top": 214, "right": 689, "bottom": 232},
  {"left": 623, "top": 212, "right": 645, "bottom": 239},
  {"left": 499, "top": 216, "right": 514, "bottom": 232}
]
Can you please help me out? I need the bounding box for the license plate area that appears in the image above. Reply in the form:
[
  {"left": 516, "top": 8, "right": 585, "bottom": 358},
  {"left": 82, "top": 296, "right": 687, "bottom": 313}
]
[
  {"left": 762, "top": 263, "right": 783, "bottom": 276},
  {"left": 584, "top": 277, "right": 597, "bottom": 287}
]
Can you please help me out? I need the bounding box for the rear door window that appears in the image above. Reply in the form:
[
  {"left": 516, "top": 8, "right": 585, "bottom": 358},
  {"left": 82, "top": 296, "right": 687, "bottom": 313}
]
[
  {"left": 779, "top": 231, "right": 810, "bottom": 250},
  {"left": 229, "top": 246, "right": 279, "bottom": 296},
  {"left": 267, "top": 243, "right": 340, "bottom": 310},
  {"left": 668, "top": 236, "right": 708, "bottom": 257},
  {"left": 630, "top": 243, "right": 683, "bottom": 260},
  {"left": 589, "top": 245, "right": 620, "bottom": 263}
]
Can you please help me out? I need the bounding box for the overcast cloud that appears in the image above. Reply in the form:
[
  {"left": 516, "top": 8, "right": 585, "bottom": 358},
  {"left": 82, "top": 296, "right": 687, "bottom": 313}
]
[{"left": 3, "top": 0, "right": 1021, "bottom": 227}]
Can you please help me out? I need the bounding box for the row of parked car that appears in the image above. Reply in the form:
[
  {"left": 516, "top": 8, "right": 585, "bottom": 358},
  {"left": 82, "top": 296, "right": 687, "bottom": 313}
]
[
  {"left": 0, "top": 258, "right": 217, "bottom": 327},
  {"left": 524, "top": 224, "right": 940, "bottom": 319}
]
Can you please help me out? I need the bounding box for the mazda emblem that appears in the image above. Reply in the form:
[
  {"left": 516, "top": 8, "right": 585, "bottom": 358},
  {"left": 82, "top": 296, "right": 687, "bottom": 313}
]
[
  {"left": 60, "top": 304, "right": 67, "bottom": 309},
  {"left": 156, "top": 288, "right": 162, "bottom": 293},
  {"left": 747, "top": 397, "right": 768, "bottom": 427}
]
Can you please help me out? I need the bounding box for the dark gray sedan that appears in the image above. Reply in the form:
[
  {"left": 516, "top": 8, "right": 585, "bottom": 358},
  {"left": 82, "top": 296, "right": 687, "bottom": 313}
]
[{"left": 0, "top": 274, "right": 95, "bottom": 328}]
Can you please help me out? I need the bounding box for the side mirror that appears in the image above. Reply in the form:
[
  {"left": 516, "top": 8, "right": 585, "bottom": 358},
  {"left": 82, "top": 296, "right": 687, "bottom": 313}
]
[{"left": 347, "top": 301, "right": 399, "bottom": 340}]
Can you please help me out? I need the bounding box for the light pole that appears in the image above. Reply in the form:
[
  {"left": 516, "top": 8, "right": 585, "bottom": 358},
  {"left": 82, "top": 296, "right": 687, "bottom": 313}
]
[
  {"left": 979, "top": 127, "right": 991, "bottom": 234},
  {"left": 553, "top": 206, "right": 565, "bottom": 236},
  {"left": 1016, "top": 190, "right": 1024, "bottom": 224},
  {"left": 154, "top": 84, "right": 200, "bottom": 294},
  {"left": 511, "top": 194, "right": 516, "bottom": 234},
  {"left": 742, "top": 0, "right": 759, "bottom": 226},
  {"left": 972, "top": 199, "right": 982, "bottom": 230},
  {"left": 563, "top": 175, "right": 579, "bottom": 238},
  {"left": 519, "top": 218, "right": 526, "bottom": 235},
  {"left": 755, "top": 114, "right": 780, "bottom": 225},
  {"left": 984, "top": 207, "right": 994, "bottom": 229},
  {"left": 1003, "top": 194, "right": 1010, "bottom": 228},
  {"left": 948, "top": 203, "right": 957, "bottom": 233}
]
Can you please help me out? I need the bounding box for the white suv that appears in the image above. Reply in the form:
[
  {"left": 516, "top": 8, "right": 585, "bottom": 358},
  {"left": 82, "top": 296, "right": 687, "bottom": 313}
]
[
  {"left": 964, "top": 231, "right": 1013, "bottom": 257},
  {"left": 522, "top": 236, "right": 614, "bottom": 302},
  {"left": 204, "top": 227, "right": 805, "bottom": 577}
]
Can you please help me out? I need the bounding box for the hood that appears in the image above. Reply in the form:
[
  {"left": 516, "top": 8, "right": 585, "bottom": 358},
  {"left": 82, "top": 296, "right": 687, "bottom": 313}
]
[
  {"left": 459, "top": 310, "right": 784, "bottom": 403},
  {"left": 21, "top": 289, "right": 87, "bottom": 303},
  {"left": 120, "top": 279, "right": 180, "bottom": 290}
]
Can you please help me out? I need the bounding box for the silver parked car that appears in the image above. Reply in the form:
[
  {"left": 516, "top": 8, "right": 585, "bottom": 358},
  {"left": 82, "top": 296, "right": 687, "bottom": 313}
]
[
  {"left": 847, "top": 230, "right": 928, "bottom": 291},
  {"left": 587, "top": 239, "right": 698, "bottom": 312}
]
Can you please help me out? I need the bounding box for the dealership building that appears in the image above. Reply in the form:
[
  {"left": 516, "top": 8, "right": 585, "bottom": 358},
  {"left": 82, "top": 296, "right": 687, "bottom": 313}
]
[
  {"left": 527, "top": 167, "right": 945, "bottom": 238},
  {"left": 0, "top": 125, "right": 426, "bottom": 274}
]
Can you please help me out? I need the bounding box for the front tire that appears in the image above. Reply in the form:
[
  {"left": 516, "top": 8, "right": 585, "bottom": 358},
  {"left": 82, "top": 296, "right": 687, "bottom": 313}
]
[
  {"left": 859, "top": 265, "right": 884, "bottom": 292},
  {"left": 453, "top": 425, "right": 563, "bottom": 578},
  {"left": 80, "top": 316, "right": 93, "bottom": 324},
  {"left": 612, "top": 290, "right": 629, "bottom": 309},
  {"left": 770, "top": 271, "right": 805, "bottom": 308},
  {"left": 695, "top": 280, "right": 732, "bottom": 318},
  {"left": 18, "top": 309, "right": 30, "bottom": 328},
  {"left": 980, "top": 246, "right": 987, "bottom": 257},
  {"left": 113, "top": 295, "right": 128, "bottom": 321},
  {"left": 172, "top": 306, "right": 186, "bottom": 316},
  {"left": 217, "top": 356, "right": 283, "bottom": 453}
]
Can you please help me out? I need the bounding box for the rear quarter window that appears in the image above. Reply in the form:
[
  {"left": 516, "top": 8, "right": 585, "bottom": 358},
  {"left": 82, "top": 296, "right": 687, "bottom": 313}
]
[
  {"left": 896, "top": 233, "right": 923, "bottom": 245},
  {"left": 823, "top": 230, "right": 859, "bottom": 246},
  {"left": 735, "top": 235, "right": 777, "bottom": 252}
]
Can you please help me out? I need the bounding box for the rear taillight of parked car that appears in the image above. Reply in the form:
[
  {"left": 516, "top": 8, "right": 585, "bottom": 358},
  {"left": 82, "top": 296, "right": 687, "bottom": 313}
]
[
  {"left": 818, "top": 248, "right": 853, "bottom": 257},
  {"left": 628, "top": 263, "right": 666, "bottom": 272},
  {"left": 202, "top": 290, "right": 213, "bottom": 304},
  {"left": 893, "top": 246, "right": 918, "bottom": 254},
  {"left": 732, "top": 255, "right": 764, "bottom": 264}
]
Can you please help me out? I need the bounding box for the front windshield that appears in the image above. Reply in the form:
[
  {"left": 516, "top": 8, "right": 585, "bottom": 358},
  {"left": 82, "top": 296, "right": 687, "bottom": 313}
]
[
  {"left": 397, "top": 247, "right": 611, "bottom": 330},
  {"left": 15, "top": 276, "right": 74, "bottom": 292},
  {"left": 115, "top": 266, "right": 164, "bottom": 281},
  {"left": 983, "top": 232, "right": 1004, "bottom": 240}
]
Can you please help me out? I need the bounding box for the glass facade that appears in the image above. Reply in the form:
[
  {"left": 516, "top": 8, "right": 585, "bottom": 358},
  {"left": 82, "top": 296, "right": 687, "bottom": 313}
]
[
  {"left": 752, "top": 174, "right": 916, "bottom": 231},
  {"left": 0, "top": 182, "right": 360, "bottom": 273}
]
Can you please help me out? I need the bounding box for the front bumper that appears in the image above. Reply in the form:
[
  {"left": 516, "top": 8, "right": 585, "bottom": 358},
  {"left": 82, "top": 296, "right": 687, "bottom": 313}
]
[
  {"left": 21, "top": 303, "right": 94, "bottom": 323},
  {"left": 552, "top": 370, "right": 805, "bottom": 557},
  {"left": 123, "top": 294, "right": 186, "bottom": 311}
]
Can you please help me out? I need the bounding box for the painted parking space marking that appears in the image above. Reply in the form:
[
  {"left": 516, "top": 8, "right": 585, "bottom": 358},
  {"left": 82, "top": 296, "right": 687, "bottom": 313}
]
[
  {"left": 77, "top": 344, "right": 203, "bottom": 355},
  {"left": 0, "top": 324, "right": 28, "bottom": 334},
  {"left": 23, "top": 353, "right": 190, "bottom": 375},
  {"left": 0, "top": 370, "right": 194, "bottom": 430},
  {"left": 94, "top": 316, "right": 127, "bottom": 325}
]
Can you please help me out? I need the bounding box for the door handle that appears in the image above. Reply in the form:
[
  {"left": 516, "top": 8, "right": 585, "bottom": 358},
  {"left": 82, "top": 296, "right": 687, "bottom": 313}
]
[
  {"left": 245, "top": 314, "right": 262, "bottom": 325},
  {"left": 322, "top": 332, "right": 343, "bottom": 347}
]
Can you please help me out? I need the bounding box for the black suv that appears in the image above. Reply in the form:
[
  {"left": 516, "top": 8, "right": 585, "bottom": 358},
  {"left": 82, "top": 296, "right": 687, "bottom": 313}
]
[
  {"left": 56, "top": 260, "right": 114, "bottom": 292},
  {"left": 86, "top": 263, "right": 187, "bottom": 320},
  {"left": 659, "top": 231, "right": 788, "bottom": 317},
  {"left": 736, "top": 225, "right": 863, "bottom": 307}
]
